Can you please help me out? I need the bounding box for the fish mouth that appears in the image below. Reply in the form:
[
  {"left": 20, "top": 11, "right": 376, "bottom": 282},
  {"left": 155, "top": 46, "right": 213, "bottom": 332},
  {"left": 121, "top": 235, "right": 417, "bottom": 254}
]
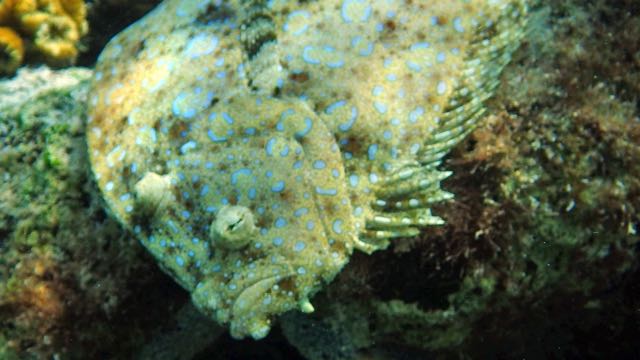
[
  {"left": 232, "top": 271, "right": 295, "bottom": 316},
  {"left": 229, "top": 270, "right": 296, "bottom": 339}
]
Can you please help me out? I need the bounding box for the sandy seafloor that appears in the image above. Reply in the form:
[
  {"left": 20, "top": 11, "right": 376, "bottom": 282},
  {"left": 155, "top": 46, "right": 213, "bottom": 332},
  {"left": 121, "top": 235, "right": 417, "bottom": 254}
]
[{"left": 0, "top": 0, "right": 638, "bottom": 359}]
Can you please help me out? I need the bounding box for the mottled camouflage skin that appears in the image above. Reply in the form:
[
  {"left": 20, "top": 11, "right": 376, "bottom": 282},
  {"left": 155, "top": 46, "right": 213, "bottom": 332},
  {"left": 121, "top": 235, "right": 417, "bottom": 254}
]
[{"left": 88, "top": 0, "right": 527, "bottom": 339}]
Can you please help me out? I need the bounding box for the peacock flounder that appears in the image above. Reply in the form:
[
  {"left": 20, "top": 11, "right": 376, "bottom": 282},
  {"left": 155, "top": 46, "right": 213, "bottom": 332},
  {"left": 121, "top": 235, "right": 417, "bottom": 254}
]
[{"left": 87, "top": 0, "right": 527, "bottom": 339}]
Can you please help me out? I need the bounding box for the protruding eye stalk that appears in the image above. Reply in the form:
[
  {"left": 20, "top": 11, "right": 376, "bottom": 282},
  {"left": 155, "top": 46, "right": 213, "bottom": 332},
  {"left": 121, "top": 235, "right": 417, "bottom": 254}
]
[{"left": 210, "top": 205, "right": 257, "bottom": 249}]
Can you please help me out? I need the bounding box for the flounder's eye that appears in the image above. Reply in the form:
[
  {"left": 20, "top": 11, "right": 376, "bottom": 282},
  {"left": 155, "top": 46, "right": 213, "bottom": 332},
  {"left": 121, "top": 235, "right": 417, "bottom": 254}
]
[{"left": 210, "top": 205, "right": 257, "bottom": 249}]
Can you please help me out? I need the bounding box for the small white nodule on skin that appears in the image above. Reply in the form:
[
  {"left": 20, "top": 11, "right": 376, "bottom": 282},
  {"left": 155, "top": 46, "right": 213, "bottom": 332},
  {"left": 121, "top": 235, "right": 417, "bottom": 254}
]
[{"left": 134, "top": 172, "right": 173, "bottom": 213}]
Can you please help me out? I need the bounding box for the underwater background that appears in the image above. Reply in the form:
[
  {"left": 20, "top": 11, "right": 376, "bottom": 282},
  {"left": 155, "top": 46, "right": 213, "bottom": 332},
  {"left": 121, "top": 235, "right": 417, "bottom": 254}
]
[{"left": 0, "top": 0, "right": 638, "bottom": 359}]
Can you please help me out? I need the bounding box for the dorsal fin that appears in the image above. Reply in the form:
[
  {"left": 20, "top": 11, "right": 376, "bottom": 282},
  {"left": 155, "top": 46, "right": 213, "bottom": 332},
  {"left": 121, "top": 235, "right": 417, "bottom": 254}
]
[{"left": 362, "top": 0, "right": 529, "bottom": 251}]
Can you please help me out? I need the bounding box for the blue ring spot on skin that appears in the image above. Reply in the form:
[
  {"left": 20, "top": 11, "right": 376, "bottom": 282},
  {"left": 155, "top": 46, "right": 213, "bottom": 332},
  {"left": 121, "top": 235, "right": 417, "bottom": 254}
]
[
  {"left": 294, "top": 207, "right": 309, "bottom": 217},
  {"left": 176, "top": 256, "right": 185, "bottom": 267},
  {"left": 409, "top": 106, "right": 425, "bottom": 123},
  {"left": 105, "top": 181, "right": 114, "bottom": 191},
  {"left": 453, "top": 17, "right": 464, "bottom": 32},
  {"left": 231, "top": 168, "right": 252, "bottom": 185},
  {"left": 180, "top": 140, "right": 197, "bottom": 154},
  {"left": 222, "top": 112, "right": 234, "bottom": 124},
  {"left": 275, "top": 217, "right": 287, "bottom": 228},
  {"left": 313, "top": 160, "right": 326, "bottom": 169},
  {"left": 302, "top": 46, "right": 321, "bottom": 64},
  {"left": 284, "top": 10, "right": 310, "bottom": 35},
  {"left": 372, "top": 86, "right": 383, "bottom": 96},
  {"left": 245, "top": 127, "right": 256, "bottom": 135},
  {"left": 171, "top": 93, "right": 191, "bottom": 119},
  {"left": 277, "top": 109, "right": 294, "bottom": 131},
  {"left": 306, "top": 221, "right": 315, "bottom": 230},
  {"left": 315, "top": 186, "right": 337, "bottom": 196},
  {"left": 207, "top": 128, "right": 227, "bottom": 142},
  {"left": 294, "top": 241, "right": 306, "bottom": 252},
  {"left": 338, "top": 106, "right": 357, "bottom": 132},
  {"left": 183, "top": 33, "right": 219, "bottom": 59},
  {"left": 325, "top": 100, "right": 346, "bottom": 114},
  {"left": 263, "top": 295, "right": 272, "bottom": 305},
  {"left": 280, "top": 145, "right": 290, "bottom": 157},
  {"left": 436, "top": 51, "right": 446, "bottom": 63},
  {"left": 119, "top": 193, "right": 130, "bottom": 201},
  {"left": 341, "top": 0, "right": 372, "bottom": 23},
  {"left": 273, "top": 237, "right": 284, "bottom": 246},
  {"left": 271, "top": 181, "right": 285, "bottom": 192},
  {"left": 349, "top": 174, "right": 359, "bottom": 187},
  {"left": 297, "top": 267, "right": 306, "bottom": 275},
  {"left": 332, "top": 169, "right": 340, "bottom": 178},
  {"left": 368, "top": 144, "right": 378, "bottom": 161},
  {"left": 350, "top": 35, "right": 374, "bottom": 57},
  {"left": 406, "top": 60, "right": 421, "bottom": 72},
  {"left": 172, "top": 89, "right": 214, "bottom": 119},
  {"left": 437, "top": 81, "right": 447, "bottom": 95},
  {"left": 373, "top": 101, "right": 387, "bottom": 114},
  {"left": 265, "top": 138, "right": 277, "bottom": 156},
  {"left": 327, "top": 60, "right": 345, "bottom": 68},
  {"left": 410, "top": 42, "right": 431, "bottom": 51},
  {"left": 295, "top": 117, "right": 313, "bottom": 138},
  {"left": 248, "top": 187, "right": 257, "bottom": 199},
  {"left": 332, "top": 219, "right": 343, "bottom": 234},
  {"left": 359, "top": 42, "right": 374, "bottom": 56},
  {"left": 237, "top": 63, "right": 246, "bottom": 78},
  {"left": 293, "top": 160, "right": 303, "bottom": 169},
  {"left": 383, "top": 130, "right": 392, "bottom": 140}
]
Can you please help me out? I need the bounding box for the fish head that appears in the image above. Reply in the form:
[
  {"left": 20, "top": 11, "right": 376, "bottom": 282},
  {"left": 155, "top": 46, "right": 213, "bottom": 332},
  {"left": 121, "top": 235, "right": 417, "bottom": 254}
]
[{"left": 123, "top": 95, "right": 356, "bottom": 339}]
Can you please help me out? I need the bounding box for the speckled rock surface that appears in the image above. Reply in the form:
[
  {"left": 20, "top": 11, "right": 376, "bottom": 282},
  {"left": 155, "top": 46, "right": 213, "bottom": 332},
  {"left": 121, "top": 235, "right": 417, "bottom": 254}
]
[
  {"left": 87, "top": 0, "right": 527, "bottom": 339},
  {"left": 0, "top": 67, "right": 193, "bottom": 359}
]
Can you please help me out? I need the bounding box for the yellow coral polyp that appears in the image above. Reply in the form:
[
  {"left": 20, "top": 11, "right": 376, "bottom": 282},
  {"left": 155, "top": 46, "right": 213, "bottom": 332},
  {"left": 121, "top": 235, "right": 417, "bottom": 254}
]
[
  {"left": 33, "top": 14, "right": 79, "bottom": 62},
  {"left": 0, "top": 26, "right": 24, "bottom": 74},
  {"left": 0, "top": 0, "right": 87, "bottom": 74},
  {"left": 0, "top": 0, "right": 16, "bottom": 23},
  {"left": 59, "top": 0, "right": 86, "bottom": 35}
]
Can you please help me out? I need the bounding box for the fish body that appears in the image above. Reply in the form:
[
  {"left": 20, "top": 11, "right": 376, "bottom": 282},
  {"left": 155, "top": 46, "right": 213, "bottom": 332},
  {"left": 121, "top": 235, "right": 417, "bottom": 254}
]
[{"left": 88, "top": 0, "right": 527, "bottom": 339}]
